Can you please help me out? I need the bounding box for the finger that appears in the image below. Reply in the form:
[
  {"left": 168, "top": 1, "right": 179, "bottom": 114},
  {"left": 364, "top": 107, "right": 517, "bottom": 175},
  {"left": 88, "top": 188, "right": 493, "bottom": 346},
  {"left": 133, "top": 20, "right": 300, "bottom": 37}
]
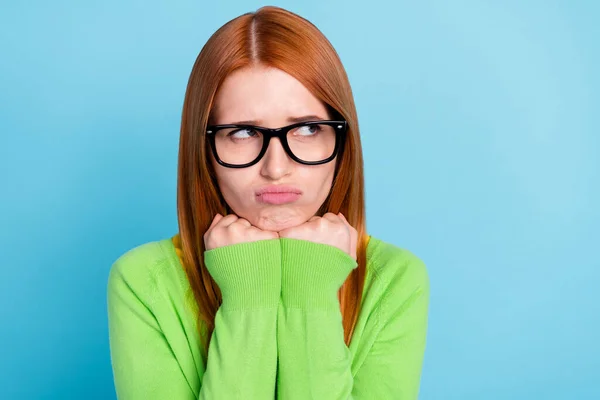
[
  {"left": 337, "top": 213, "right": 352, "bottom": 238},
  {"left": 234, "top": 218, "right": 252, "bottom": 227},
  {"left": 208, "top": 213, "right": 223, "bottom": 230},
  {"left": 308, "top": 215, "right": 320, "bottom": 222},
  {"left": 322, "top": 212, "right": 341, "bottom": 223},
  {"left": 279, "top": 225, "right": 302, "bottom": 238},
  {"left": 337, "top": 212, "right": 350, "bottom": 226},
  {"left": 338, "top": 213, "right": 358, "bottom": 260},
  {"left": 337, "top": 213, "right": 351, "bottom": 237},
  {"left": 218, "top": 213, "right": 239, "bottom": 228},
  {"left": 250, "top": 226, "right": 278, "bottom": 239},
  {"left": 278, "top": 227, "right": 290, "bottom": 237},
  {"left": 350, "top": 226, "right": 358, "bottom": 260}
]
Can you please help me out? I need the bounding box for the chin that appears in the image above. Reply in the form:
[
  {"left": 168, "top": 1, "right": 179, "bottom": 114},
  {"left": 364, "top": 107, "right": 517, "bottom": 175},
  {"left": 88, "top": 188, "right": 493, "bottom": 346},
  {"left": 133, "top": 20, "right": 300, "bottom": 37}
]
[
  {"left": 255, "top": 219, "right": 297, "bottom": 233},
  {"left": 251, "top": 211, "right": 307, "bottom": 232}
]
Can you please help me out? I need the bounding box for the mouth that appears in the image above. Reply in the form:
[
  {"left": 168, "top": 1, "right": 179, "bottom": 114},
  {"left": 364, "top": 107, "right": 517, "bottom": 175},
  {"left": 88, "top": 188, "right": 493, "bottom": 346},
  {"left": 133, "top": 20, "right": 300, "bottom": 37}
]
[{"left": 256, "top": 185, "right": 302, "bottom": 205}]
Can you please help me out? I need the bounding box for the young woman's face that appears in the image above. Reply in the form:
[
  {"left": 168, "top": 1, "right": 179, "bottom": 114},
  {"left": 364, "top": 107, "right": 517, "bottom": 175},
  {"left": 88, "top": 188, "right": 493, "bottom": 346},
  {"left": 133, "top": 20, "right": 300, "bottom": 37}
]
[{"left": 209, "top": 65, "right": 336, "bottom": 232}]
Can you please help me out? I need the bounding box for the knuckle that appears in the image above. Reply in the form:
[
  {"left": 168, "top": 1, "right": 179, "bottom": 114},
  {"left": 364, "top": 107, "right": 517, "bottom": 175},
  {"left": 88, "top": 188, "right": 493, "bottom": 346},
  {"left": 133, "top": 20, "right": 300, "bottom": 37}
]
[{"left": 226, "top": 222, "right": 241, "bottom": 232}]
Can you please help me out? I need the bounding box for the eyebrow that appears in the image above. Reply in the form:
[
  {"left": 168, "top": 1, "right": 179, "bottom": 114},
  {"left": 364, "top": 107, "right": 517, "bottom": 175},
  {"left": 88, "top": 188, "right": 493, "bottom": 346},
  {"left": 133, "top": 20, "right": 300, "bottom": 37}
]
[{"left": 228, "top": 114, "right": 328, "bottom": 125}]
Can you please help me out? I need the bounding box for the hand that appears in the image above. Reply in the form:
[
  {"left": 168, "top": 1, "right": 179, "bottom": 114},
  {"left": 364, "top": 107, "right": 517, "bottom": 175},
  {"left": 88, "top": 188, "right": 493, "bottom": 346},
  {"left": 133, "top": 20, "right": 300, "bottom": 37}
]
[
  {"left": 278, "top": 212, "right": 358, "bottom": 260},
  {"left": 204, "top": 213, "right": 279, "bottom": 251}
]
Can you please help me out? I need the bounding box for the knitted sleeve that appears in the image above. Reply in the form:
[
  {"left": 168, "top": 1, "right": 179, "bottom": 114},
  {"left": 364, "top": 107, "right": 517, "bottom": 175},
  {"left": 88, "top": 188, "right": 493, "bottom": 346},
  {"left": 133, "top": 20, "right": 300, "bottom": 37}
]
[
  {"left": 107, "top": 239, "right": 281, "bottom": 399},
  {"left": 275, "top": 238, "right": 429, "bottom": 399}
]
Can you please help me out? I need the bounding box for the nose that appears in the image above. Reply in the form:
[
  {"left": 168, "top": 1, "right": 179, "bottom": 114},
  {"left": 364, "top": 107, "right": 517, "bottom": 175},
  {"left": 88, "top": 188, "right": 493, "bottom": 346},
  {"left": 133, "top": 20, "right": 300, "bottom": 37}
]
[{"left": 259, "top": 137, "right": 294, "bottom": 180}]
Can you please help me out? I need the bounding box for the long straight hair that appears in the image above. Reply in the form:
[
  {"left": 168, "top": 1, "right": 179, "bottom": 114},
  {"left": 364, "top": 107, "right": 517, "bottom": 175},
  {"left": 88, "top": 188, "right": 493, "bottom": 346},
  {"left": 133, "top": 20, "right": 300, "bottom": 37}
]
[{"left": 177, "top": 5, "right": 368, "bottom": 355}]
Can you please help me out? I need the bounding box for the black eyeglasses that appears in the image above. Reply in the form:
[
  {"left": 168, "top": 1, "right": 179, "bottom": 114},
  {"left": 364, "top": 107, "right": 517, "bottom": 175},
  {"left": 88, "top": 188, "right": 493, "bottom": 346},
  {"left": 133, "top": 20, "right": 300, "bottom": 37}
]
[{"left": 206, "top": 120, "right": 348, "bottom": 168}]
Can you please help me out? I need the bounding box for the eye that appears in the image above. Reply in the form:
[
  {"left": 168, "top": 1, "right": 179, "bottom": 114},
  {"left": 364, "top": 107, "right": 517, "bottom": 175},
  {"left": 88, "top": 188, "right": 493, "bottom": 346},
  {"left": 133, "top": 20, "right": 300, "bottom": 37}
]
[
  {"left": 228, "top": 128, "right": 259, "bottom": 139},
  {"left": 294, "top": 124, "right": 321, "bottom": 136}
]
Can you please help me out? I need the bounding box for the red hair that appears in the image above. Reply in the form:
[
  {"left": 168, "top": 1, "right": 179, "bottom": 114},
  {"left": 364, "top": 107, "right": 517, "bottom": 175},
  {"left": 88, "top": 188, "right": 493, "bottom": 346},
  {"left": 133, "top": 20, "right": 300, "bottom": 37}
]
[{"left": 176, "top": 5, "right": 368, "bottom": 355}]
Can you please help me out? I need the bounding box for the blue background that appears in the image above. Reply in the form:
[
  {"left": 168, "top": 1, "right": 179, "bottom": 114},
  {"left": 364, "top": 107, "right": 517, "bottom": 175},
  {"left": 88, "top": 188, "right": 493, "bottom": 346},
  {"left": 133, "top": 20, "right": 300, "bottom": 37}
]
[{"left": 1, "top": 1, "right": 598, "bottom": 399}]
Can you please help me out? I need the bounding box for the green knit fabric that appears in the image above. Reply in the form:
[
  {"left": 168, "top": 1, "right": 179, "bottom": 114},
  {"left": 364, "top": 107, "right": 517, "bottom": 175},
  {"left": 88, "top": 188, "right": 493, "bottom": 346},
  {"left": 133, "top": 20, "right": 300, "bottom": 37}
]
[{"left": 107, "top": 234, "right": 430, "bottom": 399}]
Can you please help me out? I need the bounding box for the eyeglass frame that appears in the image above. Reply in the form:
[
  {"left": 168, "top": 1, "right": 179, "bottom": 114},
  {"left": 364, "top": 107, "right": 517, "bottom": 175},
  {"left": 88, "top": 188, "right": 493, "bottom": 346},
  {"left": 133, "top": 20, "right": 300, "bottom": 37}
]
[{"left": 205, "top": 120, "right": 348, "bottom": 168}]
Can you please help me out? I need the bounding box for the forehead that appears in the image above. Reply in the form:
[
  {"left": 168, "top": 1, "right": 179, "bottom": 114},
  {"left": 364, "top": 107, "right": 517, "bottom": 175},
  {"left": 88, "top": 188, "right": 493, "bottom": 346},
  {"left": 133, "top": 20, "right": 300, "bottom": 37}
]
[{"left": 211, "top": 65, "right": 329, "bottom": 125}]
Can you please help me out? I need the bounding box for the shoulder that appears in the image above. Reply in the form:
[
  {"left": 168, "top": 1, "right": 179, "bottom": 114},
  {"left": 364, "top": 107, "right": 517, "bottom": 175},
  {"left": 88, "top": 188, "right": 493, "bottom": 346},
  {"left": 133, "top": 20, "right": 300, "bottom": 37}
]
[
  {"left": 365, "top": 235, "right": 430, "bottom": 306},
  {"left": 107, "top": 237, "right": 178, "bottom": 305}
]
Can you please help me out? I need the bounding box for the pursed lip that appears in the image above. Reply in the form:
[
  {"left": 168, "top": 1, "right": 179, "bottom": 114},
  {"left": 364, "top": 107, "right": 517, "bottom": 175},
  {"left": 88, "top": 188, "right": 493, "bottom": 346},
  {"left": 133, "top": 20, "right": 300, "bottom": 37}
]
[{"left": 255, "top": 185, "right": 303, "bottom": 196}]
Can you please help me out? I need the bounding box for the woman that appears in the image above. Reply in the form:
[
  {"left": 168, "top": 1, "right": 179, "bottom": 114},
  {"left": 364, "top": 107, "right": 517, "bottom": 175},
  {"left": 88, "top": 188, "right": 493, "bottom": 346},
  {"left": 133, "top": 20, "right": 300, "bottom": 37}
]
[{"left": 107, "top": 5, "right": 429, "bottom": 399}]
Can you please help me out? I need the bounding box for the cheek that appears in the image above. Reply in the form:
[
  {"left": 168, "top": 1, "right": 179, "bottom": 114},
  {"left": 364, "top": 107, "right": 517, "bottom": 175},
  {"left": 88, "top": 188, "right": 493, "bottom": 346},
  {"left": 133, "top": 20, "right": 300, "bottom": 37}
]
[
  {"left": 214, "top": 167, "right": 253, "bottom": 207},
  {"left": 303, "top": 163, "right": 336, "bottom": 199},
  {"left": 217, "top": 171, "right": 241, "bottom": 197}
]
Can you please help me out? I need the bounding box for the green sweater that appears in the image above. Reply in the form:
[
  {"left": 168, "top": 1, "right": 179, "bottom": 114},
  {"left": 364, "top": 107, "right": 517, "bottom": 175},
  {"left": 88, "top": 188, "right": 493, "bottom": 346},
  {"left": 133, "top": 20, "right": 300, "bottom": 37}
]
[{"left": 107, "top": 235, "right": 429, "bottom": 399}]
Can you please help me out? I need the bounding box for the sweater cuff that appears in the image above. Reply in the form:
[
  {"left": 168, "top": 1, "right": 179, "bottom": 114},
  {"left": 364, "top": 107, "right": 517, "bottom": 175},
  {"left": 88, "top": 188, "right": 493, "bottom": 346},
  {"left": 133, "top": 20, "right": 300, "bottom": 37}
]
[
  {"left": 204, "top": 239, "right": 281, "bottom": 310},
  {"left": 279, "top": 238, "right": 358, "bottom": 310}
]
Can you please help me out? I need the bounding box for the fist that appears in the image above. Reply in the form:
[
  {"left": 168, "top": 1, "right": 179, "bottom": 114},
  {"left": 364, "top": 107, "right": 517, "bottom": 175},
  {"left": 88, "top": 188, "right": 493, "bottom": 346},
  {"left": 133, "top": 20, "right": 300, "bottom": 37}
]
[
  {"left": 204, "top": 214, "right": 279, "bottom": 251},
  {"left": 278, "top": 212, "right": 358, "bottom": 260}
]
